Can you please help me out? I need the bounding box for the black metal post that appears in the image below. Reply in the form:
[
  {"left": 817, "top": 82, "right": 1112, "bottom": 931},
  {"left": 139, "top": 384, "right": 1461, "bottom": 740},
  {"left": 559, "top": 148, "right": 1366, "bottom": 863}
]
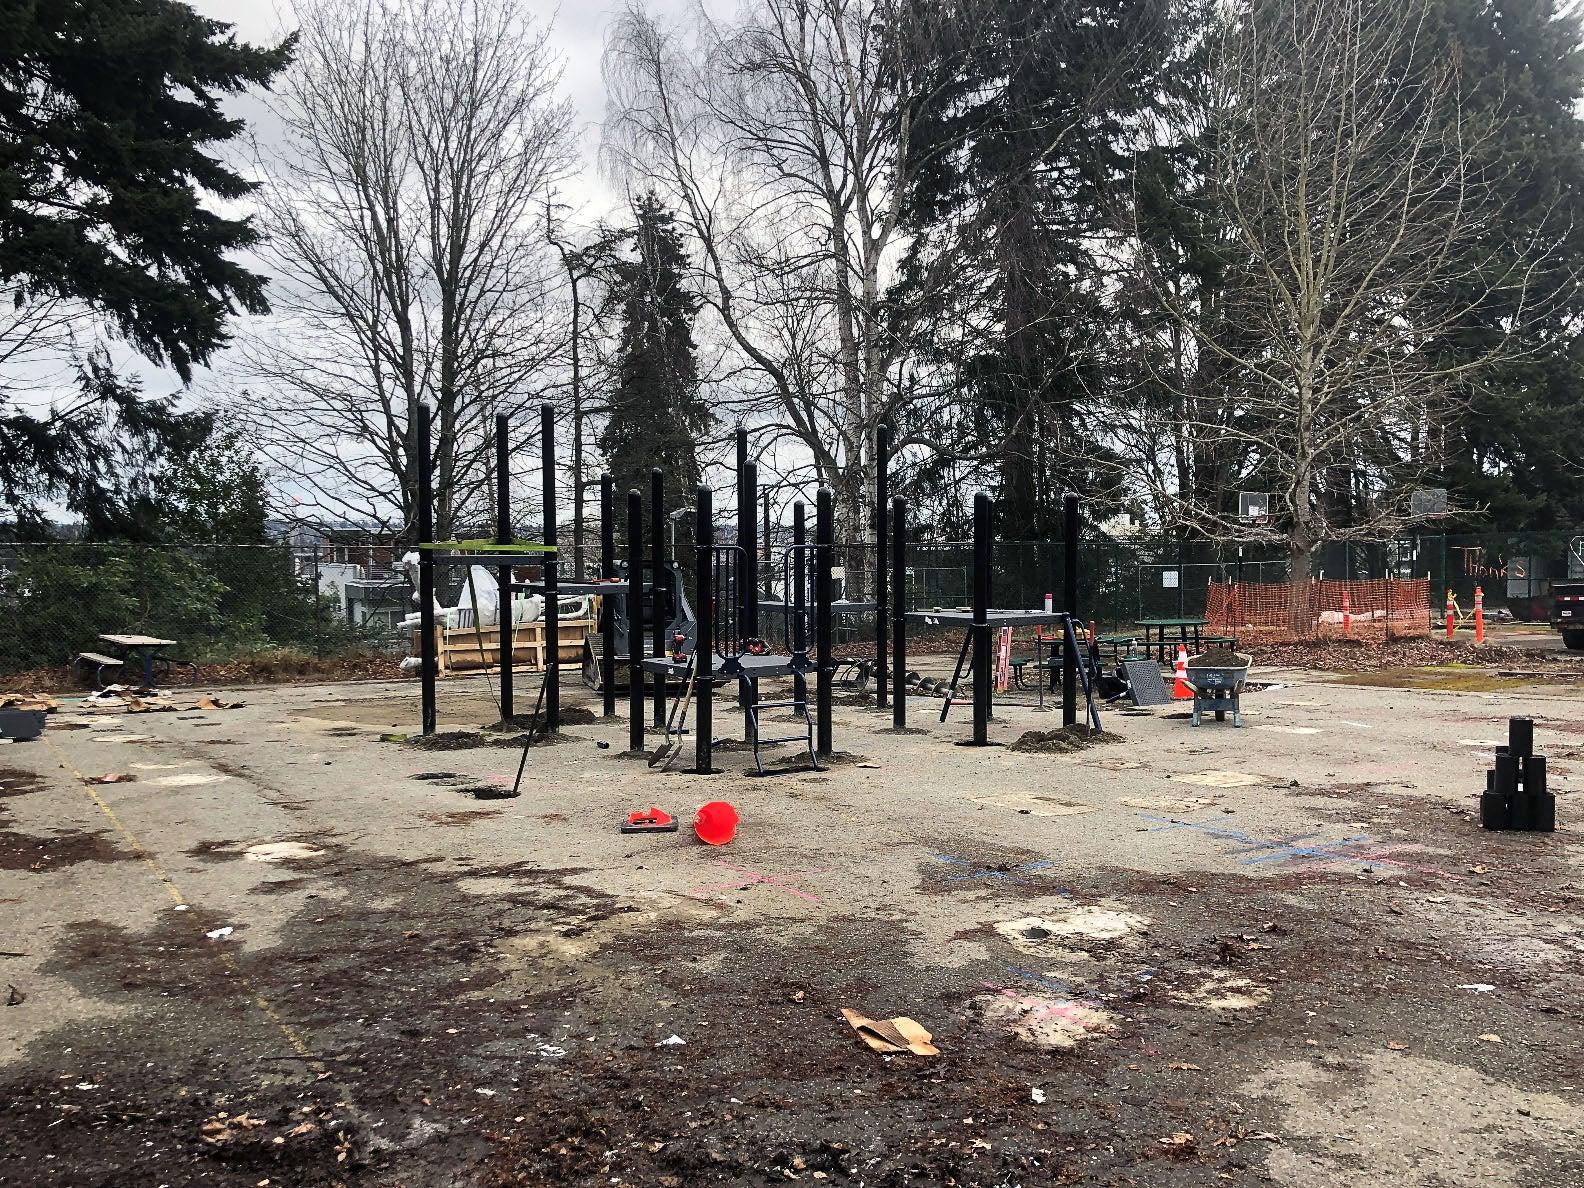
[
  {"left": 875, "top": 423, "right": 890, "bottom": 710},
  {"left": 1063, "top": 491, "right": 1080, "bottom": 728},
  {"left": 416, "top": 404, "right": 437, "bottom": 736},
  {"left": 740, "top": 447, "right": 758, "bottom": 742},
  {"left": 792, "top": 501, "right": 807, "bottom": 706},
  {"left": 650, "top": 468, "right": 665, "bottom": 728},
  {"left": 816, "top": 487, "right": 834, "bottom": 757},
  {"left": 540, "top": 404, "right": 559, "bottom": 732},
  {"left": 892, "top": 495, "right": 906, "bottom": 730},
  {"left": 599, "top": 475, "right": 616, "bottom": 717},
  {"left": 695, "top": 484, "right": 714, "bottom": 774},
  {"left": 763, "top": 488, "right": 773, "bottom": 601},
  {"left": 971, "top": 491, "right": 992, "bottom": 746},
  {"left": 627, "top": 489, "right": 644, "bottom": 753},
  {"left": 495, "top": 413, "right": 514, "bottom": 723}
]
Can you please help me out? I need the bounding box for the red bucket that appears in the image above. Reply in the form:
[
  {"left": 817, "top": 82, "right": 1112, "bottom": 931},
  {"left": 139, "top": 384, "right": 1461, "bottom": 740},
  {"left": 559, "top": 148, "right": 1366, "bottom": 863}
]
[{"left": 693, "top": 800, "right": 739, "bottom": 846}]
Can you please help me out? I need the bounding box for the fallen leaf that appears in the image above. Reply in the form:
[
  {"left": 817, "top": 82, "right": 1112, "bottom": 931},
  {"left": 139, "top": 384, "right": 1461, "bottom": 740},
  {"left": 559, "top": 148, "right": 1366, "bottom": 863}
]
[
  {"left": 6, "top": 984, "right": 25, "bottom": 1006},
  {"left": 1158, "top": 1132, "right": 1196, "bottom": 1148},
  {"left": 1386, "top": 1041, "right": 1408, "bottom": 1051},
  {"left": 1167, "top": 1061, "right": 1202, "bottom": 1070},
  {"left": 1478, "top": 1033, "right": 1503, "bottom": 1043}
]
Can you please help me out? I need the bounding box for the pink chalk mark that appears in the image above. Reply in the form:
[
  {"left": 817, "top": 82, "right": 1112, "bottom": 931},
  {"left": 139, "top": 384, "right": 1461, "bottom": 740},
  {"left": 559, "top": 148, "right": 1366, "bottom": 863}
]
[{"left": 690, "top": 861, "right": 831, "bottom": 902}]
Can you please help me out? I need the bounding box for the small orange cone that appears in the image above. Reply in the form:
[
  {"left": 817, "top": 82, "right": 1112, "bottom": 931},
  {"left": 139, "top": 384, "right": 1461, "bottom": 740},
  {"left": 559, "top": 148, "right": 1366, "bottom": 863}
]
[{"left": 1172, "top": 645, "right": 1193, "bottom": 700}]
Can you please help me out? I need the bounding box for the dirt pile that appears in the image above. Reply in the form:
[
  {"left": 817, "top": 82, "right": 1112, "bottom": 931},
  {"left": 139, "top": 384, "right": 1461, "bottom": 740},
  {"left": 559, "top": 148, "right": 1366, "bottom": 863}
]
[{"left": 1009, "top": 725, "right": 1118, "bottom": 753}]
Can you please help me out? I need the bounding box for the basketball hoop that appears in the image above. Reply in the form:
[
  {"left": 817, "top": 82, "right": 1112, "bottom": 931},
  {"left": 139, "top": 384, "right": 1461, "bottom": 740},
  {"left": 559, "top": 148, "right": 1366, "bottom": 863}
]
[{"left": 1238, "top": 492, "right": 1272, "bottom": 527}]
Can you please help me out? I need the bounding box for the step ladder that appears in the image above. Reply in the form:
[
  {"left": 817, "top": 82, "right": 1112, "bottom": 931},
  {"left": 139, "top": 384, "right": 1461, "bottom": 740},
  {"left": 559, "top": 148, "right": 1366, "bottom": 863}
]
[{"left": 746, "top": 694, "right": 820, "bottom": 775}]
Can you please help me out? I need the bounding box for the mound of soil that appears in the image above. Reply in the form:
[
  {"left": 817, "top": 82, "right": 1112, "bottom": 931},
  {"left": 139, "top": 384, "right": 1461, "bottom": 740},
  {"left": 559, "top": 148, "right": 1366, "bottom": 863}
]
[{"left": 1008, "top": 724, "right": 1118, "bottom": 753}]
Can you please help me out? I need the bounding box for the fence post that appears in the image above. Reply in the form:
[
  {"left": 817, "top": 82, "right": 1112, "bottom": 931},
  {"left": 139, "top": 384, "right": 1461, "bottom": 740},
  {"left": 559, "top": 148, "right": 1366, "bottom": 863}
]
[
  {"left": 312, "top": 548, "right": 323, "bottom": 657},
  {"left": 1475, "top": 584, "right": 1485, "bottom": 644}
]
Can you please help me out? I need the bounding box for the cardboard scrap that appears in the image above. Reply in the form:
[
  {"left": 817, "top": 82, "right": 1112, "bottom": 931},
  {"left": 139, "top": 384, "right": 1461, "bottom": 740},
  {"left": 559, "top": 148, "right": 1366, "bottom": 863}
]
[
  {"left": 0, "top": 693, "right": 57, "bottom": 713},
  {"left": 191, "top": 695, "right": 245, "bottom": 710},
  {"left": 82, "top": 773, "right": 135, "bottom": 785},
  {"left": 841, "top": 1008, "right": 939, "bottom": 1056}
]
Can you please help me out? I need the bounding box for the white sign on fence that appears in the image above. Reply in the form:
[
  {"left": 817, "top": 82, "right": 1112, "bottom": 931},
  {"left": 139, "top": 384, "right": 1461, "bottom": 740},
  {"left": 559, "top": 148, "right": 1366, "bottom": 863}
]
[{"left": 1162, "top": 570, "right": 1180, "bottom": 589}]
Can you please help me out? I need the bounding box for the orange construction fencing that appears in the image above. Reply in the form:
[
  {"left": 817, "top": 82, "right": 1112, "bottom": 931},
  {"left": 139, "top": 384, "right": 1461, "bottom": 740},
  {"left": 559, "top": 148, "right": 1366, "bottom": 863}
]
[{"left": 1206, "top": 578, "right": 1432, "bottom": 642}]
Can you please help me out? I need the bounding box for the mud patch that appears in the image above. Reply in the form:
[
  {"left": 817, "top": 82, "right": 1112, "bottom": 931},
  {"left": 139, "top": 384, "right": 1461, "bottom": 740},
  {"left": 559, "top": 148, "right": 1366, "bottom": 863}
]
[
  {"left": 0, "top": 826, "right": 133, "bottom": 871},
  {"left": 1166, "top": 969, "right": 1272, "bottom": 1011},
  {"left": 420, "top": 808, "right": 506, "bottom": 827}
]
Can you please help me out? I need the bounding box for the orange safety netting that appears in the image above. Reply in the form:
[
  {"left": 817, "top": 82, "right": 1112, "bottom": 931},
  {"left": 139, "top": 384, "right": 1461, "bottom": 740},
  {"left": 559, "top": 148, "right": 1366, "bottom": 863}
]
[{"left": 1205, "top": 578, "right": 1432, "bottom": 642}]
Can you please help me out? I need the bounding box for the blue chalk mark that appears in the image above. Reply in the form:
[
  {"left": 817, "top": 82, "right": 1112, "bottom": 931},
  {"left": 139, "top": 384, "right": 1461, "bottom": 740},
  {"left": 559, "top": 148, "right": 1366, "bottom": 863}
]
[{"left": 1136, "top": 814, "right": 1381, "bottom": 871}]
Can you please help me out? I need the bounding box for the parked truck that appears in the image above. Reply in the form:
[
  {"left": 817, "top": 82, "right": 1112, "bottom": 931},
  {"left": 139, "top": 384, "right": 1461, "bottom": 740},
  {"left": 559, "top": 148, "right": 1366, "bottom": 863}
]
[{"left": 1553, "top": 536, "right": 1584, "bottom": 650}]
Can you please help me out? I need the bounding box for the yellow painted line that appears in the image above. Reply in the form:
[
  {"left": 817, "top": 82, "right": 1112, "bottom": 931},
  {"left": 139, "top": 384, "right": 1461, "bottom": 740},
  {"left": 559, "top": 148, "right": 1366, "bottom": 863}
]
[{"left": 42, "top": 735, "right": 322, "bottom": 1065}]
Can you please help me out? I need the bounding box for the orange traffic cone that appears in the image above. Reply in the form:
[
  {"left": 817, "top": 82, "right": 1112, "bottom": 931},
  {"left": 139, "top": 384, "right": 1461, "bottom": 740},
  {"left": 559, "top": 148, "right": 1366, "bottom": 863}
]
[{"left": 1172, "top": 645, "right": 1194, "bottom": 700}]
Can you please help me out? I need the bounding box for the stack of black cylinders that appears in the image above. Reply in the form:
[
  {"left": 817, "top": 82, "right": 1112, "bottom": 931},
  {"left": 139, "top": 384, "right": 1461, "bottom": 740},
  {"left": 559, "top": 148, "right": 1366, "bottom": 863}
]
[{"left": 1481, "top": 717, "right": 1555, "bottom": 832}]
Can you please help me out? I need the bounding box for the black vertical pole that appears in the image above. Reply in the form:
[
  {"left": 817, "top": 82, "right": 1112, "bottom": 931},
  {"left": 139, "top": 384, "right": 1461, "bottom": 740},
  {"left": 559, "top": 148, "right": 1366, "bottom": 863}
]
[
  {"left": 741, "top": 453, "right": 759, "bottom": 742},
  {"left": 762, "top": 488, "right": 773, "bottom": 600},
  {"left": 540, "top": 404, "right": 559, "bottom": 732},
  {"left": 816, "top": 487, "right": 834, "bottom": 757},
  {"left": 650, "top": 468, "right": 665, "bottom": 728},
  {"left": 875, "top": 424, "right": 890, "bottom": 710},
  {"left": 695, "top": 485, "right": 714, "bottom": 774},
  {"left": 1063, "top": 491, "right": 1080, "bottom": 728},
  {"left": 416, "top": 404, "right": 437, "bottom": 736},
  {"left": 495, "top": 413, "right": 514, "bottom": 723},
  {"left": 599, "top": 476, "right": 616, "bottom": 717},
  {"left": 892, "top": 495, "right": 906, "bottom": 730},
  {"left": 792, "top": 502, "right": 807, "bottom": 706},
  {"left": 627, "top": 490, "right": 644, "bottom": 753},
  {"left": 972, "top": 492, "right": 992, "bottom": 746}
]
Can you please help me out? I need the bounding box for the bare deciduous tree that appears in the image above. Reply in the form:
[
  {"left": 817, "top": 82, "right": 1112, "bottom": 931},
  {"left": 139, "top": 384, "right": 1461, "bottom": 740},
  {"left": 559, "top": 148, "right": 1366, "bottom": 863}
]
[
  {"left": 1117, "top": 0, "right": 1555, "bottom": 587},
  {"left": 240, "top": 0, "right": 574, "bottom": 538},
  {"left": 604, "top": 0, "right": 993, "bottom": 567}
]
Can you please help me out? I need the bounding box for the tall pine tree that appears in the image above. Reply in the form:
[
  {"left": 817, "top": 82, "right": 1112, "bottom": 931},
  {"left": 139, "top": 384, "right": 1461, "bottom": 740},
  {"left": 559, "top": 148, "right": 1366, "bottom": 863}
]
[
  {"left": 599, "top": 193, "right": 709, "bottom": 505},
  {"left": 897, "top": 0, "right": 1170, "bottom": 538}
]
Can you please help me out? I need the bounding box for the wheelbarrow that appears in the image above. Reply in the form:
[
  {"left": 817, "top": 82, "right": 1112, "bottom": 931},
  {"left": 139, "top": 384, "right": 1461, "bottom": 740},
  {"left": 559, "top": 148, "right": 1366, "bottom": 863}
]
[{"left": 1185, "top": 652, "right": 1251, "bottom": 727}]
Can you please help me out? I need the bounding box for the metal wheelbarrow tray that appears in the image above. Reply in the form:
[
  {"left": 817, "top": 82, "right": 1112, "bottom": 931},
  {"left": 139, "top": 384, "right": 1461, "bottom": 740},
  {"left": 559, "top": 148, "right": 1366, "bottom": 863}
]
[{"left": 1185, "top": 652, "right": 1251, "bottom": 727}]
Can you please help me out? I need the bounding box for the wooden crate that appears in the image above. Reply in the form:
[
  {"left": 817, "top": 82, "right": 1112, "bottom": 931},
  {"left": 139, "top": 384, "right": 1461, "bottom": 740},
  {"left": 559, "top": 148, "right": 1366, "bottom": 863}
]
[{"left": 416, "top": 616, "right": 596, "bottom": 674}]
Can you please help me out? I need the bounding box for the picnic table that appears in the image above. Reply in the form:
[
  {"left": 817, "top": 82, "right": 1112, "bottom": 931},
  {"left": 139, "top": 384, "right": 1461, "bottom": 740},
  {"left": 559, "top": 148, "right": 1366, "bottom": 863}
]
[
  {"left": 97, "top": 634, "right": 184, "bottom": 689},
  {"left": 1135, "top": 617, "right": 1208, "bottom": 661}
]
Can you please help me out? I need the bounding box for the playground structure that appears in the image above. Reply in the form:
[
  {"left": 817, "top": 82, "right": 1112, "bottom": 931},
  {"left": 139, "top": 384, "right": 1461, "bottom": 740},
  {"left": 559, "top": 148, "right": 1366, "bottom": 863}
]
[
  {"left": 413, "top": 408, "right": 847, "bottom": 775},
  {"left": 892, "top": 490, "right": 1100, "bottom": 744},
  {"left": 641, "top": 429, "right": 840, "bottom": 775}
]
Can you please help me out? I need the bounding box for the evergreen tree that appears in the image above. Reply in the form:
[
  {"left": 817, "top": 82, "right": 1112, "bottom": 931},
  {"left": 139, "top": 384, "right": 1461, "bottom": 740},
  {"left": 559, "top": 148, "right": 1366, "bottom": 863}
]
[
  {"left": 598, "top": 192, "right": 709, "bottom": 506},
  {"left": 897, "top": 0, "right": 1170, "bottom": 538},
  {"left": 1421, "top": 0, "right": 1584, "bottom": 529},
  {"left": 0, "top": 0, "right": 291, "bottom": 535}
]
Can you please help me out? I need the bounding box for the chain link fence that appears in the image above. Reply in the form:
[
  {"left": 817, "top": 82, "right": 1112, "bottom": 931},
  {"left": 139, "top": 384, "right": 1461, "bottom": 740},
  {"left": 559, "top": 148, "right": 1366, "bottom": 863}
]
[{"left": 4, "top": 527, "right": 1577, "bottom": 683}]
